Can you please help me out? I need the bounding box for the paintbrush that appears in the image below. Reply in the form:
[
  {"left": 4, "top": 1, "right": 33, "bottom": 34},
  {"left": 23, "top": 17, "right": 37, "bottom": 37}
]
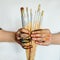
[
  {"left": 20, "top": 7, "right": 25, "bottom": 27},
  {"left": 40, "top": 10, "right": 44, "bottom": 27}
]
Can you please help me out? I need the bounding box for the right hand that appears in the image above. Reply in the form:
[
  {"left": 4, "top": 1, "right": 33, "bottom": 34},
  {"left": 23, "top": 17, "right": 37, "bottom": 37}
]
[
  {"left": 31, "top": 29, "right": 52, "bottom": 46},
  {"left": 15, "top": 28, "right": 32, "bottom": 49}
]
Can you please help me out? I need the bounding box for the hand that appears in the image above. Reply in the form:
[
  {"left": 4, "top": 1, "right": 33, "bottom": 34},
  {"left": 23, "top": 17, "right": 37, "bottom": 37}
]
[
  {"left": 31, "top": 29, "right": 52, "bottom": 46},
  {"left": 15, "top": 28, "right": 32, "bottom": 49}
]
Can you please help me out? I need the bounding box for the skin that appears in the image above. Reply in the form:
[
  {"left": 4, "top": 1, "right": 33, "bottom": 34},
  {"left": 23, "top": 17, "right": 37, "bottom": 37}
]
[
  {"left": 16, "top": 28, "right": 31, "bottom": 48},
  {"left": 16, "top": 28, "right": 60, "bottom": 46},
  {"left": 31, "top": 29, "right": 52, "bottom": 46},
  {"left": 0, "top": 28, "right": 31, "bottom": 48},
  {"left": 31, "top": 29, "right": 60, "bottom": 45},
  {"left": 0, "top": 28, "right": 60, "bottom": 46},
  {"left": 0, "top": 30, "right": 15, "bottom": 42}
]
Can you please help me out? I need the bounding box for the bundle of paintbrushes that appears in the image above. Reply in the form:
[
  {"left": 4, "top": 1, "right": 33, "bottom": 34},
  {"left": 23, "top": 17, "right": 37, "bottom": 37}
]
[
  {"left": 20, "top": 7, "right": 32, "bottom": 49},
  {"left": 20, "top": 4, "right": 44, "bottom": 49},
  {"left": 20, "top": 4, "right": 44, "bottom": 60}
]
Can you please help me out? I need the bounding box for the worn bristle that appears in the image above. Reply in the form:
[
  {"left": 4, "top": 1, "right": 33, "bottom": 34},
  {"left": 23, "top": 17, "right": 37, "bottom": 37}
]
[
  {"left": 20, "top": 7, "right": 24, "bottom": 15},
  {"left": 38, "top": 4, "right": 40, "bottom": 11},
  {"left": 41, "top": 10, "right": 44, "bottom": 16},
  {"left": 20, "top": 7, "right": 24, "bottom": 10}
]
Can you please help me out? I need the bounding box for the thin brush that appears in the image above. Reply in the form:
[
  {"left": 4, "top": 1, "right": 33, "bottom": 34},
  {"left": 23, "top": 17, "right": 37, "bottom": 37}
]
[
  {"left": 37, "top": 4, "right": 41, "bottom": 28},
  {"left": 26, "top": 7, "right": 29, "bottom": 21},
  {"left": 30, "top": 9, "right": 32, "bottom": 31},
  {"left": 26, "top": 7, "right": 32, "bottom": 60},
  {"left": 37, "top": 4, "right": 40, "bottom": 12},
  {"left": 20, "top": 7, "right": 24, "bottom": 27},
  {"left": 28, "top": 9, "right": 32, "bottom": 60},
  {"left": 40, "top": 10, "right": 44, "bottom": 27}
]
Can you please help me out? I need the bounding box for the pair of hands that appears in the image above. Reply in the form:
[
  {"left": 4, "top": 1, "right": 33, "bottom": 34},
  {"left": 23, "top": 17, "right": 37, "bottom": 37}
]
[{"left": 16, "top": 28, "right": 52, "bottom": 48}]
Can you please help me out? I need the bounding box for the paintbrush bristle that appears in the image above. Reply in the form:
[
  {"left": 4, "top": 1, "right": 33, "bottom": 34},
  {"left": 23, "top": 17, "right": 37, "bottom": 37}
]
[
  {"left": 41, "top": 10, "right": 44, "bottom": 16},
  {"left": 20, "top": 7, "right": 24, "bottom": 10},
  {"left": 20, "top": 7, "right": 24, "bottom": 13},
  {"left": 38, "top": 4, "right": 40, "bottom": 11}
]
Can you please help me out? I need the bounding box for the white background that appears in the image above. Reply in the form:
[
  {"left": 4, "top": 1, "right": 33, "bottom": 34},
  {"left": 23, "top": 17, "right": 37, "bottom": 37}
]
[{"left": 0, "top": 0, "right": 60, "bottom": 60}]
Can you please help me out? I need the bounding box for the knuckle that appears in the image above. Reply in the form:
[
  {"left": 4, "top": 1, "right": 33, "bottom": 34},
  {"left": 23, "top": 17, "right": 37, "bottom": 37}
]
[{"left": 44, "top": 29, "right": 50, "bottom": 33}]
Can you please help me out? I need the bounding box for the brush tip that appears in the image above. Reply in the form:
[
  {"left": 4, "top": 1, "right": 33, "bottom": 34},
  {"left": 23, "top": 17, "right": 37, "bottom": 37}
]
[
  {"left": 41, "top": 10, "right": 44, "bottom": 16},
  {"left": 20, "top": 7, "right": 24, "bottom": 11},
  {"left": 38, "top": 4, "right": 41, "bottom": 11}
]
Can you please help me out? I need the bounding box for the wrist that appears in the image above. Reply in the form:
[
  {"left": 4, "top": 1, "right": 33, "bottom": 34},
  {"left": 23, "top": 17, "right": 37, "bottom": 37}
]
[
  {"left": 51, "top": 33, "right": 58, "bottom": 44},
  {"left": 50, "top": 34, "right": 54, "bottom": 44}
]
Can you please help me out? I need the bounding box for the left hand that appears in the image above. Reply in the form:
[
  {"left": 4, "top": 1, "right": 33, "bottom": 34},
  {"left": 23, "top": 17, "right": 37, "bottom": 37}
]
[
  {"left": 15, "top": 28, "right": 32, "bottom": 49},
  {"left": 31, "top": 29, "right": 52, "bottom": 46}
]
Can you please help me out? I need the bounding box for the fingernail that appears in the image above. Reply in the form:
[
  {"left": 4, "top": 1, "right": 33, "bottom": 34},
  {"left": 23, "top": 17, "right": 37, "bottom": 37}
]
[
  {"left": 32, "top": 38, "right": 36, "bottom": 40},
  {"left": 17, "top": 37, "right": 20, "bottom": 40}
]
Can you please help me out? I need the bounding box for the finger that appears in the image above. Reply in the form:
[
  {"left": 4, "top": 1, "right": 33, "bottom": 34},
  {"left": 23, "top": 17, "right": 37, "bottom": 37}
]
[
  {"left": 35, "top": 41, "right": 48, "bottom": 46},
  {"left": 32, "top": 37, "right": 50, "bottom": 42},
  {"left": 17, "top": 37, "right": 21, "bottom": 40},
  {"left": 32, "top": 29, "right": 42, "bottom": 34},
  {"left": 32, "top": 29, "right": 50, "bottom": 34},
  {"left": 31, "top": 34, "right": 41, "bottom": 38},
  {"left": 31, "top": 33, "right": 51, "bottom": 38},
  {"left": 15, "top": 32, "right": 21, "bottom": 40},
  {"left": 38, "top": 41, "right": 50, "bottom": 46},
  {"left": 20, "top": 28, "right": 30, "bottom": 34},
  {"left": 41, "top": 29, "right": 50, "bottom": 33},
  {"left": 35, "top": 38, "right": 51, "bottom": 46},
  {"left": 21, "top": 34, "right": 30, "bottom": 39},
  {"left": 32, "top": 38, "right": 45, "bottom": 43},
  {"left": 32, "top": 38, "right": 42, "bottom": 41},
  {"left": 16, "top": 31, "right": 21, "bottom": 37}
]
